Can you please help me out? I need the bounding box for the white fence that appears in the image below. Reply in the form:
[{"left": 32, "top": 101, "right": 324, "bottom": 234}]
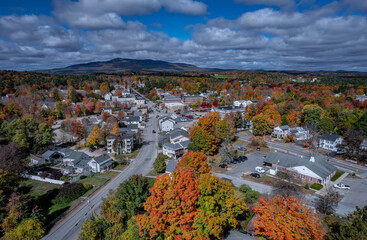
[{"left": 22, "top": 173, "right": 65, "bottom": 185}]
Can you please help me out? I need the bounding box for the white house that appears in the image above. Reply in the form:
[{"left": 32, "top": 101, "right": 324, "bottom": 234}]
[
  {"left": 102, "top": 108, "right": 113, "bottom": 115},
  {"left": 272, "top": 125, "right": 290, "bottom": 138},
  {"left": 88, "top": 154, "right": 114, "bottom": 173},
  {"left": 319, "top": 133, "right": 342, "bottom": 151},
  {"left": 233, "top": 100, "right": 253, "bottom": 108},
  {"left": 104, "top": 93, "right": 113, "bottom": 101},
  {"left": 162, "top": 140, "right": 190, "bottom": 159},
  {"left": 135, "top": 96, "right": 146, "bottom": 106},
  {"left": 290, "top": 127, "right": 310, "bottom": 141},
  {"left": 159, "top": 117, "right": 176, "bottom": 132}
]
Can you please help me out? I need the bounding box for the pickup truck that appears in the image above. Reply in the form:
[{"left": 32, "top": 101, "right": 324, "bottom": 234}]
[{"left": 333, "top": 183, "right": 351, "bottom": 190}]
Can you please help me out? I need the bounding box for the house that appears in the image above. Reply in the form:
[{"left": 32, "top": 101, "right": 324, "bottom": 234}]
[
  {"left": 135, "top": 96, "right": 146, "bottom": 106},
  {"left": 107, "top": 131, "right": 134, "bottom": 154},
  {"left": 30, "top": 155, "right": 45, "bottom": 165},
  {"left": 102, "top": 108, "right": 113, "bottom": 115},
  {"left": 73, "top": 159, "right": 90, "bottom": 174},
  {"left": 272, "top": 125, "right": 290, "bottom": 138},
  {"left": 319, "top": 133, "right": 342, "bottom": 151},
  {"left": 355, "top": 94, "right": 367, "bottom": 102},
  {"left": 62, "top": 166, "right": 74, "bottom": 175},
  {"left": 159, "top": 117, "right": 176, "bottom": 132},
  {"left": 104, "top": 93, "right": 113, "bottom": 101},
  {"left": 133, "top": 111, "right": 144, "bottom": 122},
  {"left": 361, "top": 139, "right": 367, "bottom": 150},
  {"left": 60, "top": 149, "right": 90, "bottom": 165},
  {"left": 169, "top": 128, "right": 189, "bottom": 144},
  {"left": 162, "top": 140, "right": 191, "bottom": 159},
  {"left": 126, "top": 124, "right": 139, "bottom": 133},
  {"left": 164, "top": 102, "right": 186, "bottom": 112},
  {"left": 233, "top": 100, "right": 253, "bottom": 108},
  {"left": 165, "top": 160, "right": 177, "bottom": 175},
  {"left": 162, "top": 143, "right": 184, "bottom": 159},
  {"left": 290, "top": 127, "right": 310, "bottom": 141},
  {"left": 42, "top": 150, "right": 62, "bottom": 162},
  {"left": 89, "top": 154, "right": 114, "bottom": 173},
  {"left": 211, "top": 106, "right": 245, "bottom": 119},
  {"left": 128, "top": 116, "right": 141, "bottom": 127},
  {"left": 264, "top": 151, "right": 336, "bottom": 185}
]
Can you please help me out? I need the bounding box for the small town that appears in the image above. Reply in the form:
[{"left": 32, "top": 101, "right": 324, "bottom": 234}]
[{"left": 1, "top": 0, "right": 367, "bottom": 239}]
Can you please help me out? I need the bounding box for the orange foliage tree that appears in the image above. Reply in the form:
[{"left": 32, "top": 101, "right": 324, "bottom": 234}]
[
  {"left": 136, "top": 167, "right": 201, "bottom": 240},
  {"left": 253, "top": 195, "right": 324, "bottom": 240},
  {"left": 177, "top": 151, "right": 211, "bottom": 175}
]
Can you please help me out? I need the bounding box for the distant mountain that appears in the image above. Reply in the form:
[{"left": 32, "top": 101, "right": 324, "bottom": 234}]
[{"left": 38, "top": 58, "right": 223, "bottom": 74}]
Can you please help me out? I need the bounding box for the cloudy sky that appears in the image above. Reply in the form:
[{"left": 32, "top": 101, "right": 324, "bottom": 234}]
[{"left": 1, "top": 0, "right": 367, "bottom": 71}]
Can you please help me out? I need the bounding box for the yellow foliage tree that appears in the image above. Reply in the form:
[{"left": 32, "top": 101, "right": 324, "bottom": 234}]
[
  {"left": 110, "top": 122, "right": 119, "bottom": 135},
  {"left": 87, "top": 126, "right": 100, "bottom": 147}
]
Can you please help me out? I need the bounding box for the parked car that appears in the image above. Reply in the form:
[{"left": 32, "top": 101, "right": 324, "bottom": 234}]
[
  {"left": 152, "top": 130, "right": 156, "bottom": 133},
  {"left": 333, "top": 183, "right": 350, "bottom": 190},
  {"left": 255, "top": 166, "right": 266, "bottom": 173},
  {"left": 89, "top": 146, "right": 96, "bottom": 152},
  {"left": 236, "top": 156, "right": 247, "bottom": 162},
  {"left": 238, "top": 147, "right": 247, "bottom": 151},
  {"left": 219, "top": 164, "right": 228, "bottom": 168},
  {"left": 231, "top": 160, "right": 238, "bottom": 164},
  {"left": 256, "top": 147, "right": 261, "bottom": 151},
  {"left": 250, "top": 173, "right": 261, "bottom": 178}
]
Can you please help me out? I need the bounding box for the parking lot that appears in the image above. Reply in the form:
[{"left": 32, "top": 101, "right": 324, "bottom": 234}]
[
  {"left": 225, "top": 151, "right": 267, "bottom": 178},
  {"left": 336, "top": 176, "right": 367, "bottom": 211}
]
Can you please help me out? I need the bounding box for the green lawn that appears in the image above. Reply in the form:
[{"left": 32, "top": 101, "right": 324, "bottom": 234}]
[
  {"left": 77, "top": 175, "right": 108, "bottom": 187},
  {"left": 20, "top": 179, "right": 60, "bottom": 198},
  {"left": 331, "top": 170, "right": 345, "bottom": 182},
  {"left": 115, "top": 149, "right": 140, "bottom": 160}
]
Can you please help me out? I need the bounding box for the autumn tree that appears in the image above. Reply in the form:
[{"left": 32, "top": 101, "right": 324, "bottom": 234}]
[
  {"left": 5, "top": 218, "right": 45, "bottom": 240},
  {"left": 87, "top": 126, "right": 100, "bottom": 147},
  {"left": 153, "top": 153, "right": 167, "bottom": 173},
  {"left": 195, "top": 174, "right": 247, "bottom": 239},
  {"left": 301, "top": 104, "right": 323, "bottom": 124},
  {"left": 254, "top": 195, "right": 324, "bottom": 240},
  {"left": 0, "top": 143, "right": 26, "bottom": 173},
  {"left": 252, "top": 112, "right": 275, "bottom": 135},
  {"left": 79, "top": 218, "right": 107, "bottom": 240},
  {"left": 71, "top": 121, "right": 84, "bottom": 141},
  {"left": 316, "top": 187, "right": 340, "bottom": 215},
  {"left": 177, "top": 151, "right": 211, "bottom": 175},
  {"left": 110, "top": 121, "right": 119, "bottom": 135},
  {"left": 136, "top": 168, "right": 201, "bottom": 239}
]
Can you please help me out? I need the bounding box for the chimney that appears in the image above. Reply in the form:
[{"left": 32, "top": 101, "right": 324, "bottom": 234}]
[{"left": 310, "top": 156, "right": 315, "bottom": 162}]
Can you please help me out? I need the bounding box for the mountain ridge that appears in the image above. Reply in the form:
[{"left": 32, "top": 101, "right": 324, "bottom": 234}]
[{"left": 37, "top": 58, "right": 224, "bottom": 74}]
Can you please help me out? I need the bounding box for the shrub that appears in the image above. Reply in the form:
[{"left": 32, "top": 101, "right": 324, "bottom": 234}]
[
  {"left": 53, "top": 183, "right": 87, "bottom": 204},
  {"left": 311, "top": 183, "right": 323, "bottom": 190},
  {"left": 245, "top": 190, "right": 260, "bottom": 204},
  {"left": 276, "top": 171, "right": 290, "bottom": 180},
  {"left": 305, "top": 183, "right": 310, "bottom": 189},
  {"left": 239, "top": 184, "right": 251, "bottom": 193},
  {"left": 50, "top": 171, "right": 63, "bottom": 180},
  {"left": 153, "top": 153, "right": 167, "bottom": 173},
  {"left": 83, "top": 183, "right": 93, "bottom": 191},
  {"left": 60, "top": 176, "right": 69, "bottom": 182},
  {"left": 80, "top": 175, "right": 87, "bottom": 179}
]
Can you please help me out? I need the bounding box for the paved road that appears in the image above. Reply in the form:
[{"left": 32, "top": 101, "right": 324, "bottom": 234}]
[{"left": 43, "top": 104, "right": 159, "bottom": 240}]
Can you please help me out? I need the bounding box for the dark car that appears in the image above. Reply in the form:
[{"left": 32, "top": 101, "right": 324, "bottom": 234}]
[
  {"left": 238, "top": 147, "right": 247, "bottom": 151},
  {"left": 250, "top": 173, "right": 260, "bottom": 178},
  {"left": 152, "top": 130, "right": 156, "bottom": 133},
  {"left": 231, "top": 159, "right": 238, "bottom": 164},
  {"left": 219, "top": 164, "right": 228, "bottom": 168},
  {"left": 237, "top": 156, "right": 247, "bottom": 162},
  {"left": 256, "top": 147, "right": 261, "bottom": 151},
  {"left": 89, "top": 146, "right": 96, "bottom": 152}
]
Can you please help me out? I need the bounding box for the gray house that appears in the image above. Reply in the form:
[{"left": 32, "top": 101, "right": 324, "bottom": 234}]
[{"left": 88, "top": 154, "right": 114, "bottom": 173}]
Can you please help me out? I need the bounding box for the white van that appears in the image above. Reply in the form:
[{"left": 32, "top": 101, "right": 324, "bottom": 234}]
[{"left": 255, "top": 166, "right": 266, "bottom": 173}]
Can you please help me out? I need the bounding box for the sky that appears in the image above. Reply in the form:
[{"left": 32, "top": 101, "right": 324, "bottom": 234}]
[{"left": 0, "top": 0, "right": 367, "bottom": 71}]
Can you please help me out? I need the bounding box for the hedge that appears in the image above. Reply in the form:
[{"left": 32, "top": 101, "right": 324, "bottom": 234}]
[{"left": 310, "top": 183, "right": 323, "bottom": 190}]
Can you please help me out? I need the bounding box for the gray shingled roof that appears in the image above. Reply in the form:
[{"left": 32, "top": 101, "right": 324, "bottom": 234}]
[
  {"left": 129, "top": 116, "right": 140, "bottom": 122},
  {"left": 279, "top": 125, "right": 290, "bottom": 130},
  {"left": 320, "top": 133, "right": 341, "bottom": 142},
  {"left": 265, "top": 151, "right": 336, "bottom": 179},
  {"left": 93, "top": 154, "right": 112, "bottom": 164},
  {"left": 225, "top": 230, "right": 257, "bottom": 240},
  {"left": 175, "top": 117, "right": 192, "bottom": 123},
  {"left": 58, "top": 148, "right": 74, "bottom": 157},
  {"left": 179, "top": 140, "right": 191, "bottom": 149},
  {"left": 42, "top": 150, "right": 56, "bottom": 160},
  {"left": 169, "top": 128, "right": 189, "bottom": 140},
  {"left": 74, "top": 158, "right": 90, "bottom": 169},
  {"left": 163, "top": 142, "right": 183, "bottom": 151},
  {"left": 166, "top": 160, "right": 177, "bottom": 173},
  {"left": 68, "top": 151, "right": 90, "bottom": 161}
]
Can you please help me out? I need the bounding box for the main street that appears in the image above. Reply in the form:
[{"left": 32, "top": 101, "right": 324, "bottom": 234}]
[{"left": 43, "top": 104, "right": 159, "bottom": 240}]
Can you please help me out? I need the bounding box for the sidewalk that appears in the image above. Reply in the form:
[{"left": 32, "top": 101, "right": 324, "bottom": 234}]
[{"left": 315, "top": 172, "right": 349, "bottom": 196}]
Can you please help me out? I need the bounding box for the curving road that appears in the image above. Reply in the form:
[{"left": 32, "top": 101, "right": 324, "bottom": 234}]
[{"left": 43, "top": 104, "right": 159, "bottom": 240}]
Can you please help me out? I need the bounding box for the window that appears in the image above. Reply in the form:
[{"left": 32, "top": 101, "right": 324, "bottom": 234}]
[
  {"left": 301, "top": 175, "right": 305, "bottom": 179},
  {"left": 310, "top": 177, "right": 313, "bottom": 182},
  {"left": 293, "top": 173, "right": 297, "bottom": 177}
]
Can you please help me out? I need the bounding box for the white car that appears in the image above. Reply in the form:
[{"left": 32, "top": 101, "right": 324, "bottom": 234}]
[
  {"left": 255, "top": 166, "right": 266, "bottom": 173},
  {"left": 333, "top": 183, "right": 350, "bottom": 190}
]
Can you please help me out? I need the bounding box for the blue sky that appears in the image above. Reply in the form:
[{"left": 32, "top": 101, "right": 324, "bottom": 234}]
[{"left": 0, "top": 0, "right": 367, "bottom": 71}]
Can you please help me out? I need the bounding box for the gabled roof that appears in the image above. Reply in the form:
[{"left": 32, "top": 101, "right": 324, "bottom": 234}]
[
  {"left": 93, "top": 154, "right": 112, "bottom": 164},
  {"left": 169, "top": 128, "right": 189, "bottom": 140},
  {"left": 279, "top": 125, "right": 290, "bottom": 131},
  {"left": 178, "top": 140, "right": 191, "bottom": 149},
  {"left": 320, "top": 133, "right": 341, "bottom": 142},
  {"left": 129, "top": 116, "right": 140, "bottom": 122},
  {"left": 74, "top": 158, "right": 90, "bottom": 169},
  {"left": 42, "top": 150, "right": 56, "bottom": 159},
  {"left": 127, "top": 124, "right": 139, "bottom": 130},
  {"left": 265, "top": 151, "right": 336, "bottom": 179},
  {"left": 68, "top": 151, "right": 90, "bottom": 161},
  {"left": 163, "top": 142, "right": 183, "bottom": 151},
  {"left": 58, "top": 148, "right": 74, "bottom": 157},
  {"left": 166, "top": 160, "right": 177, "bottom": 173},
  {"left": 133, "top": 112, "right": 143, "bottom": 116},
  {"left": 174, "top": 117, "right": 192, "bottom": 123}
]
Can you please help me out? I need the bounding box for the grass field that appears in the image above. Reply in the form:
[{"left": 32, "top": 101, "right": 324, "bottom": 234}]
[{"left": 21, "top": 179, "right": 60, "bottom": 198}]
